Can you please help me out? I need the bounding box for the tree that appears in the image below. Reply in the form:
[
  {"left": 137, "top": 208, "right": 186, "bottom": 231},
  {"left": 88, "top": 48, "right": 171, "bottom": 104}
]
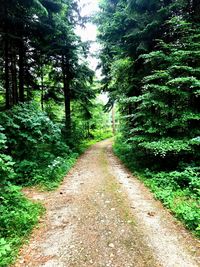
[
  {"left": 97, "top": 0, "right": 200, "bottom": 167},
  {"left": 0, "top": 0, "right": 95, "bottom": 138}
]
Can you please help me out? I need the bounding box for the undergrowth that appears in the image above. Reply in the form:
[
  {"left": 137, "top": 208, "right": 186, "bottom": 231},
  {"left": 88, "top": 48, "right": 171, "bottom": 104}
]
[
  {"left": 113, "top": 136, "right": 200, "bottom": 238},
  {"left": 0, "top": 184, "right": 44, "bottom": 267},
  {"left": 31, "top": 153, "right": 78, "bottom": 190}
]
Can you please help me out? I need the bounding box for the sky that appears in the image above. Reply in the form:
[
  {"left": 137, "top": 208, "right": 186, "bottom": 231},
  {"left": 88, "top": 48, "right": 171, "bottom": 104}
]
[
  {"left": 76, "top": 0, "right": 108, "bottom": 103},
  {"left": 76, "top": 0, "right": 101, "bottom": 75}
]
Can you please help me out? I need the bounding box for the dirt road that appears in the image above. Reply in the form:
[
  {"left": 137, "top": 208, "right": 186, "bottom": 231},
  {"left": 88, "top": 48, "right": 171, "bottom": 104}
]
[{"left": 14, "top": 139, "right": 200, "bottom": 267}]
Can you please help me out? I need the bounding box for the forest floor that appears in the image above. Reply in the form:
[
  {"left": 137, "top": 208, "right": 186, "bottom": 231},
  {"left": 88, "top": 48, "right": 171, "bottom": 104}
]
[{"left": 14, "top": 139, "right": 200, "bottom": 267}]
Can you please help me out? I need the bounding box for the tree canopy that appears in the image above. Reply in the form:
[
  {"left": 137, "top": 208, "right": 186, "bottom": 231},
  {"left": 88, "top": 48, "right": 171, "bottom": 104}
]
[{"left": 96, "top": 0, "right": 200, "bottom": 164}]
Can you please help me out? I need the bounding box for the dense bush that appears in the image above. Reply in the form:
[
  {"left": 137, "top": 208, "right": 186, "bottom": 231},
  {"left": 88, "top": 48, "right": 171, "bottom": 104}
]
[
  {"left": 0, "top": 102, "right": 111, "bottom": 187},
  {"left": 0, "top": 103, "right": 73, "bottom": 185},
  {"left": 0, "top": 125, "right": 16, "bottom": 184}
]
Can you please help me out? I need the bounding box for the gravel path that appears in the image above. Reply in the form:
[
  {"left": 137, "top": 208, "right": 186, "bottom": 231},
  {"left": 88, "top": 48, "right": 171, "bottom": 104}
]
[{"left": 14, "top": 139, "right": 200, "bottom": 267}]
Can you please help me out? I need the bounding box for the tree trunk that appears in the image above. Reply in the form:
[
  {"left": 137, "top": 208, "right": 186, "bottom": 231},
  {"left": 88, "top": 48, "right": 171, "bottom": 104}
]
[
  {"left": 192, "top": 0, "right": 200, "bottom": 22},
  {"left": 62, "top": 55, "right": 71, "bottom": 135},
  {"left": 3, "top": 4, "right": 10, "bottom": 109},
  {"left": 19, "top": 40, "right": 25, "bottom": 102},
  {"left": 11, "top": 50, "right": 18, "bottom": 105},
  {"left": 112, "top": 104, "right": 116, "bottom": 135},
  {"left": 4, "top": 35, "right": 10, "bottom": 109},
  {"left": 41, "top": 67, "right": 44, "bottom": 110}
]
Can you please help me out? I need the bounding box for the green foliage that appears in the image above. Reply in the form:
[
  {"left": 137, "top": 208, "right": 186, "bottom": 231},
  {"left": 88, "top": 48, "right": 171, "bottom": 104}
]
[
  {"left": 97, "top": 0, "right": 200, "bottom": 164},
  {"left": 0, "top": 238, "right": 11, "bottom": 265},
  {"left": 91, "top": 129, "right": 113, "bottom": 142},
  {"left": 0, "top": 102, "right": 73, "bottom": 185},
  {"left": 0, "top": 126, "right": 6, "bottom": 150},
  {"left": 0, "top": 126, "right": 16, "bottom": 184},
  {"left": 69, "top": 98, "right": 113, "bottom": 149},
  {"left": 33, "top": 154, "right": 78, "bottom": 190},
  {"left": 0, "top": 100, "right": 111, "bottom": 187},
  {"left": 144, "top": 175, "right": 200, "bottom": 235},
  {"left": 144, "top": 167, "right": 200, "bottom": 195},
  {"left": 139, "top": 139, "right": 192, "bottom": 157},
  {"left": 0, "top": 155, "right": 16, "bottom": 183},
  {"left": 0, "top": 102, "right": 65, "bottom": 158},
  {"left": 0, "top": 184, "right": 43, "bottom": 266}
]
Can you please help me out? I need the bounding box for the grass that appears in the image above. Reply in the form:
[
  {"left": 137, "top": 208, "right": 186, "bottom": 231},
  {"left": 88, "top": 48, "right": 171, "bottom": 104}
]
[
  {"left": 100, "top": 145, "right": 138, "bottom": 227},
  {"left": 0, "top": 185, "right": 44, "bottom": 267},
  {"left": 79, "top": 130, "right": 113, "bottom": 152}
]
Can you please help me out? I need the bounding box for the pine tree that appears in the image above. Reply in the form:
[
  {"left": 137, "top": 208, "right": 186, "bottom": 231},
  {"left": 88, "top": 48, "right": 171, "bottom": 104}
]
[{"left": 97, "top": 0, "right": 200, "bottom": 167}]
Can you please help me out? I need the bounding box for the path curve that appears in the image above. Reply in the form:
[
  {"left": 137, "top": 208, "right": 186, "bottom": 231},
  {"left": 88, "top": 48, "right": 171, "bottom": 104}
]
[{"left": 14, "top": 139, "right": 200, "bottom": 267}]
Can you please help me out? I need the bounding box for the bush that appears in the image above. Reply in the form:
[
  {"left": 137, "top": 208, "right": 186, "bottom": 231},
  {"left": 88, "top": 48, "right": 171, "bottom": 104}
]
[
  {"left": 0, "top": 103, "right": 73, "bottom": 185},
  {"left": 0, "top": 155, "right": 16, "bottom": 184},
  {"left": 0, "top": 102, "right": 68, "bottom": 160},
  {"left": 144, "top": 167, "right": 200, "bottom": 194},
  {"left": 91, "top": 128, "right": 113, "bottom": 141},
  {"left": 0, "top": 126, "right": 16, "bottom": 184}
]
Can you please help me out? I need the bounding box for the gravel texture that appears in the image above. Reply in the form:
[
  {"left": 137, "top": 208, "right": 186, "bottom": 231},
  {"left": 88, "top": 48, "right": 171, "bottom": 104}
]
[{"left": 14, "top": 139, "right": 200, "bottom": 267}]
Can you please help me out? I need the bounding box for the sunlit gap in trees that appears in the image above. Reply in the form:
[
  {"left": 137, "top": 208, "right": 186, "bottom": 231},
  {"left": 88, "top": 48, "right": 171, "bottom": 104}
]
[{"left": 76, "top": 0, "right": 108, "bottom": 104}]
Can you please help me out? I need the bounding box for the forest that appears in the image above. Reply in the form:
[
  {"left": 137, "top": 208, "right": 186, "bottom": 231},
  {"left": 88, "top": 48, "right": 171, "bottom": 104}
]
[
  {"left": 0, "top": 0, "right": 200, "bottom": 266},
  {"left": 96, "top": 0, "right": 200, "bottom": 235}
]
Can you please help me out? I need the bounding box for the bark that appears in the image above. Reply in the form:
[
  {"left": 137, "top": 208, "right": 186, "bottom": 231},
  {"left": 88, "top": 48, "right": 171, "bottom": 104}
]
[
  {"left": 11, "top": 50, "right": 18, "bottom": 105},
  {"left": 62, "top": 55, "right": 71, "bottom": 134},
  {"left": 4, "top": 3, "right": 10, "bottom": 109},
  {"left": 192, "top": 0, "right": 200, "bottom": 22},
  {"left": 41, "top": 67, "right": 44, "bottom": 110},
  {"left": 19, "top": 40, "right": 25, "bottom": 102},
  {"left": 112, "top": 104, "right": 116, "bottom": 134},
  {"left": 4, "top": 35, "right": 10, "bottom": 109}
]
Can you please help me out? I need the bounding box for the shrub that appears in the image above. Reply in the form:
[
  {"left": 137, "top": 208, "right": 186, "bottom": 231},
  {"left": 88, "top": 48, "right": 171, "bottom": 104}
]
[
  {"left": 0, "top": 103, "right": 67, "bottom": 160},
  {"left": 0, "top": 125, "right": 16, "bottom": 184},
  {"left": 0, "top": 103, "right": 72, "bottom": 185}
]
